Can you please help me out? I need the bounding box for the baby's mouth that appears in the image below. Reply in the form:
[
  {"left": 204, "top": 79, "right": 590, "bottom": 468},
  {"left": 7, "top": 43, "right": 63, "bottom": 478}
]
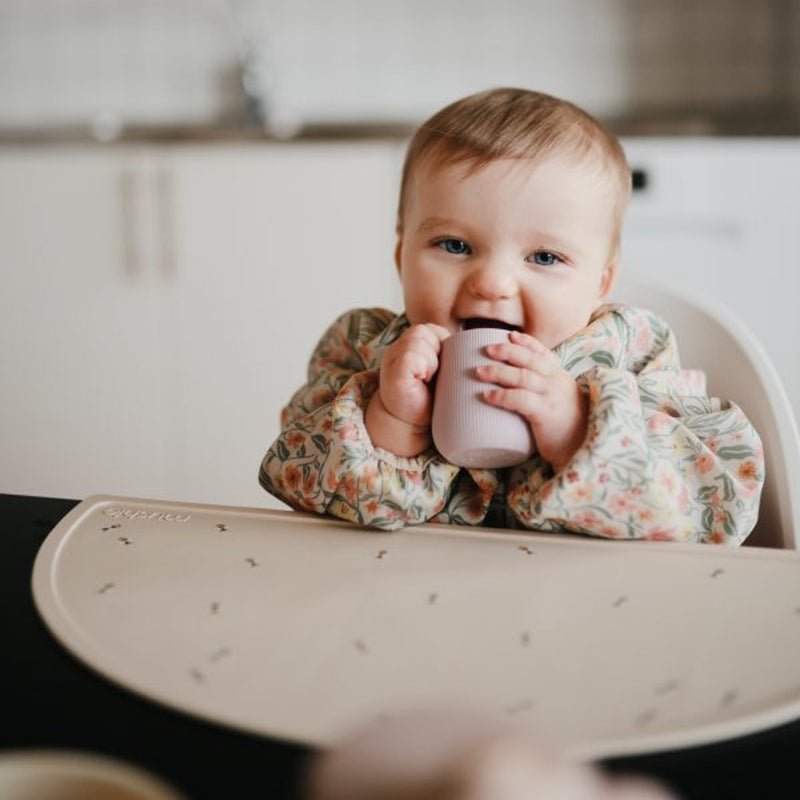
[{"left": 462, "top": 317, "right": 522, "bottom": 332}]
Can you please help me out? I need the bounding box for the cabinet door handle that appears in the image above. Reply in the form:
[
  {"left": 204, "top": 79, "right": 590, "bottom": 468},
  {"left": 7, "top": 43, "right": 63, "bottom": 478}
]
[
  {"left": 156, "top": 167, "right": 175, "bottom": 278},
  {"left": 120, "top": 168, "right": 139, "bottom": 276}
]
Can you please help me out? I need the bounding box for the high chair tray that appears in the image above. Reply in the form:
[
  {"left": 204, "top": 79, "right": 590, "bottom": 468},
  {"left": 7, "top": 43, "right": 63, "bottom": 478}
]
[{"left": 31, "top": 494, "right": 800, "bottom": 759}]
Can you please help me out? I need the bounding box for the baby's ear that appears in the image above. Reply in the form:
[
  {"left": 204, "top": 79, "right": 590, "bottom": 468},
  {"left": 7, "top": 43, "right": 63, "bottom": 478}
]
[
  {"left": 394, "top": 234, "right": 404, "bottom": 275},
  {"left": 598, "top": 256, "right": 618, "bottom": 301}
]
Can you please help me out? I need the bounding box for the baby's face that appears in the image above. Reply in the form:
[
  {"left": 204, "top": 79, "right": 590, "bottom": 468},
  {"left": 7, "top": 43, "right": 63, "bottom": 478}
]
[{"left": 395, "top": 155, "right": 620, "bottom": 348}]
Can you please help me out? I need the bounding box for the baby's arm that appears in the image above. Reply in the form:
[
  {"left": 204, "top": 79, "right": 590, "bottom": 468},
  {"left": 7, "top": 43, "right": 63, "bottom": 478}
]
[
  {"left": 505, "top": 307, "right": 764, "bottom": 544},
  {"left": 259, "top": 309, "right": 459, "bottom": 530}
]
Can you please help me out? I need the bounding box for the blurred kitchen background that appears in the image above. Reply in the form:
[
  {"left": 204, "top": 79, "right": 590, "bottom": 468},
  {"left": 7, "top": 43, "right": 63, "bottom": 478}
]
[
  {"left": 1, "top": 0, "right": 798, "bottom": 137},
  {"left": 1, "top": 0, "right": 799, "bottom": 508}
]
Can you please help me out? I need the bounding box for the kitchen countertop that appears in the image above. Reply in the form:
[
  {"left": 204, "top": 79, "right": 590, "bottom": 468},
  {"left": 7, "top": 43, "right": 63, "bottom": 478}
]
[
  {"left": 1, "top": 105, "right": 799, "bottom": 146},
  {"left": 6, "top": 491, "right": 800, "bottom": 798},
  {"left": 0, "top": 121, "right": 417, "bottom": 146}
]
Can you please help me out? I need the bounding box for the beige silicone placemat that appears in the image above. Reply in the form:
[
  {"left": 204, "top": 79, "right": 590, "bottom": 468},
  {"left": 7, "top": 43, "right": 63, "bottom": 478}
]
[{"left": 32, "top": 495, "right": 800, "bottom": 758}]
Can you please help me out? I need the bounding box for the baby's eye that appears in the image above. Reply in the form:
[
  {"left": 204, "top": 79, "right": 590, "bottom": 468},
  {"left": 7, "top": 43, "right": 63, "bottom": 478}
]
[
  {"left": 528, "top": 250, "right": 561, "bottom": 267},
  {"left": 436, "top": 238, "right": 471, "bottom": 255}
]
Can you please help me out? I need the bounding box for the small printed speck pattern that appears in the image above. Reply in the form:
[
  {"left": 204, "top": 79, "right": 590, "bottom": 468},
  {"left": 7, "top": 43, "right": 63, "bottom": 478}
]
[{"left": 32, "top": 496, "right": 800, "bottom": 757}]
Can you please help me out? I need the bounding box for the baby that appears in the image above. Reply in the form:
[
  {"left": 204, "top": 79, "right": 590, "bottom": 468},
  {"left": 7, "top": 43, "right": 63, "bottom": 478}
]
[{"left": 260, "top": 87, "right": 763, "bottom": 543}]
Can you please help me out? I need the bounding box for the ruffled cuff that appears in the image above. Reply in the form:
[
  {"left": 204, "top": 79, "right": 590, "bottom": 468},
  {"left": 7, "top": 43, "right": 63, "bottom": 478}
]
[
  {"left": 266, "top": 370, "right": 458, "bottom": 530},
  {"left": 507, "top": 367, "right": 650, "bottom": 536},
  {"left": 508, "top": 366, "right": 762, "bottom": 543}
]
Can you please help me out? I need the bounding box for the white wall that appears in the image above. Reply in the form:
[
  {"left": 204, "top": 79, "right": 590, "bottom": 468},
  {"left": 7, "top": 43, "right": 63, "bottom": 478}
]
[{"left": 1, "top": 0, "right": 797, "bottom": 131}]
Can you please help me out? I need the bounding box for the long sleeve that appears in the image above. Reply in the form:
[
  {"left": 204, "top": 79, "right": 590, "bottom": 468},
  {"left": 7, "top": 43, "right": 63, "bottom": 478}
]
[
  {"left": 262, "top": 304, "right": 764, "bottom": 544},
  {"left": 506, "top": 305, "right": 764, "bottom": 544},
  {"left": 259, "top": 308, "right": 460, "bottom": 529}
]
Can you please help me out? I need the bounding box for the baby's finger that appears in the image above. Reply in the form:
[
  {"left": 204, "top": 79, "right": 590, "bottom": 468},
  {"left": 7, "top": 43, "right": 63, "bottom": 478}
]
[
  {"left": 482, "top": 385, "right": 542, "bottom": 419},
  {"left": 509, "top": 330, "right": 549, "bottom": 352},
  {"left": 475, "top": 361, "right": 546, "bottom": 393},
  {"left": 481, "top": 344, "right": 557, "bottom": 381},
  {"left": 394, "top": 329, "right": 438, "bottom": 363},
  {"left": 390, "top": 330, "right": 448, "bottom": 380},
  {"left": 401, "top": 323, "right": 450, "bottom": 356},
  {"left": 484, "top": 329, "right": 551, "bottom": 365},
  {"left": 388, "top": 346, "right": 437, "bottom": 383},
  {"left": 424, "top": 323, "right": 452, "bottom": 344}
]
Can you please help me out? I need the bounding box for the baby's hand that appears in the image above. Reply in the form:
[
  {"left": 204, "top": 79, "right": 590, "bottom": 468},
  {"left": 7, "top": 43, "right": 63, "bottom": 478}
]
[
  {"left": 366, "top": 323, "right": 450, "bottom": 457},
  {"left": 379, "top": 324, "right": 451, "bottom": 428},
  {"left": 476, "top": 331, "right": 588, "bottom": 472}
]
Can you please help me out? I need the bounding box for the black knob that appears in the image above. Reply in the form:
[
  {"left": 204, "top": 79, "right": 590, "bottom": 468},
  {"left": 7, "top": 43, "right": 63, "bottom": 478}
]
[{"left": 631, "top": 168, "right": 648, "bottom": 192}]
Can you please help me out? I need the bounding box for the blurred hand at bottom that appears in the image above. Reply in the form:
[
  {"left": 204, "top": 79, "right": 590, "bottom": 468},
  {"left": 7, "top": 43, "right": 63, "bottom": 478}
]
[{"left": 305, "top": 711, "right": 679, "bottom": 800}]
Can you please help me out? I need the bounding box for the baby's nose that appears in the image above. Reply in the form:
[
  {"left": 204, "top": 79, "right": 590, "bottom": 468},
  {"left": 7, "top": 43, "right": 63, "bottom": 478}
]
[{"left": 466, "top": 260, "right": 518, "bottom": 300}]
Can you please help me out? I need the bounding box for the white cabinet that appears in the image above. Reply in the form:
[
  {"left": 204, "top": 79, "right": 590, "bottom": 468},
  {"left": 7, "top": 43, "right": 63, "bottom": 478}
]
[
  {"left": 0, "top": 148, "right": 171, "bottom": 499},
  {"left": 0, "top": 142, "right": 405, "bottom": 507},
  {"left": 2, "top": 139, "right": 798, "bottom": 507},
  {"left": 160, "top": 144, "right": 404, "bottom": 507},
  {"left": 620, "top": 138, "right": 800, "bottom": 419}
]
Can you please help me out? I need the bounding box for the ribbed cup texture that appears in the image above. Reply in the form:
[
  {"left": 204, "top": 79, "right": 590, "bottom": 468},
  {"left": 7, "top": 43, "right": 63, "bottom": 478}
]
[{"left": 432, "top": 328, "right": 536, "bottom": 468}]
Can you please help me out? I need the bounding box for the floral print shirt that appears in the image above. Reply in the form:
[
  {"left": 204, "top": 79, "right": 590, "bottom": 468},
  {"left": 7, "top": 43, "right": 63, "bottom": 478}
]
[{"left": 259, "top": 304, "right": 763, "bottom": 544}]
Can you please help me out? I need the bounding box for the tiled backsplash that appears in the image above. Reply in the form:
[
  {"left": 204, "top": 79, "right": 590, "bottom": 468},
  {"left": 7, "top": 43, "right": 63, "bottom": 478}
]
[{"left": 0, "top": 0, "right": 798, "bottom": 132}]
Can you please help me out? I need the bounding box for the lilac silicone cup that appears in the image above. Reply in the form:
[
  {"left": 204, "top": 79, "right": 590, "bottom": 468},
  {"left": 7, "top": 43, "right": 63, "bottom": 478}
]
[{"left": 432, "top": 328, "right": 536, "bottom": 469}]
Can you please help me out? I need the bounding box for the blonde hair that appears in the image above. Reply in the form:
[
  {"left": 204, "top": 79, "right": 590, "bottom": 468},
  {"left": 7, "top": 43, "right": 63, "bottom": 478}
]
[{"left": 397, "top": 88, "right": 631, "bottom": 247}]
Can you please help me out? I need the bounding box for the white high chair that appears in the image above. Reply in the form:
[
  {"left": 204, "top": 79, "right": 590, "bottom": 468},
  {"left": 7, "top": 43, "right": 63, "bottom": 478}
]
[{"left": 610, "top": 277, "right": 800, "bottom": 549}]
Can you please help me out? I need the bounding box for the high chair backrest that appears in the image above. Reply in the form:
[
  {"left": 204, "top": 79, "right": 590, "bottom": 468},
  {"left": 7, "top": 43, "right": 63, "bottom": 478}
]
[{"left": 610, "top": 277, "right": 800, "bottom": 550}]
